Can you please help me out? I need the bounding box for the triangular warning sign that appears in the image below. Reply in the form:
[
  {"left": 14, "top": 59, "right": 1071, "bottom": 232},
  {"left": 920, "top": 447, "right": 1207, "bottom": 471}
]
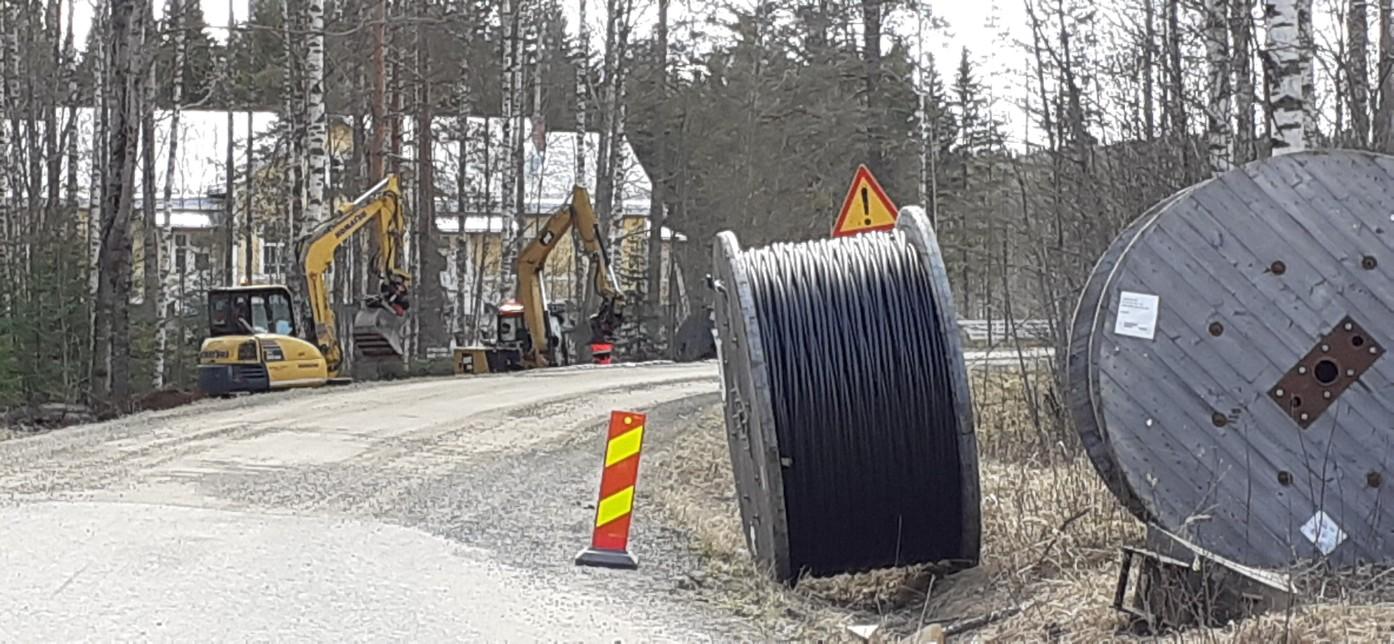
[{"left": 831, "top": 165, "right": 899, "bottom": 237}]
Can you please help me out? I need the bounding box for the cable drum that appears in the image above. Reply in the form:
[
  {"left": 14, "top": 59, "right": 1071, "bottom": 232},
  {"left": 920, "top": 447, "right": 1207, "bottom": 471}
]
[
  {"left": 711, "top": 206, "right": 980, "bottom": 582},
  {"left": 1068, "top": 151, "right": 1394, "bottom": 569}
]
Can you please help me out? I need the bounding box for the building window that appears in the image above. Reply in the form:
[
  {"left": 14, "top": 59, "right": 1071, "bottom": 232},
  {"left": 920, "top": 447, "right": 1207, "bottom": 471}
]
[
  {"left": 175, "top": 233, "right": 188, "bottom": 274},
  {"left": 263, "top": 241, "right": 285, "bottom": 276},
  {"left": 176, "top": 233, "right": 210, "bottom": 273}
]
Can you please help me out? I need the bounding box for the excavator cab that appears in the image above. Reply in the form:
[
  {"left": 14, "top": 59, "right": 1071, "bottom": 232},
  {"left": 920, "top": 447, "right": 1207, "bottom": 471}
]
[
  {"left": 198, "top": 285, "right": 330, "bottom": 396},
  {"left": 207, "top": 285, "right": 298, "bottom": 338}
]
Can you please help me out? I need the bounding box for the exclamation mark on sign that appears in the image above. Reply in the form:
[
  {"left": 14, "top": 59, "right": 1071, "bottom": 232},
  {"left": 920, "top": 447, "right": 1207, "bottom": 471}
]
[{"left": 861, "top": 187, "right": 872, "bottom": 226}]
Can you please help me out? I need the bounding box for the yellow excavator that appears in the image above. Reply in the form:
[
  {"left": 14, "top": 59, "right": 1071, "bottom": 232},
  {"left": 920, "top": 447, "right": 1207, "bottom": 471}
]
[
  {"left": 197, "top": 175, "right": 412, "bottom": 395},
  {"left": 457, "top": 185, "right": 624, "bottom": 374}
]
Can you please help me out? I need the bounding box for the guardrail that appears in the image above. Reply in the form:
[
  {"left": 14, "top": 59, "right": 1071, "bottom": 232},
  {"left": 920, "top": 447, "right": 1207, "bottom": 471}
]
[{"left": 958, "top": 319, "right": 1052, "bottom": 344}]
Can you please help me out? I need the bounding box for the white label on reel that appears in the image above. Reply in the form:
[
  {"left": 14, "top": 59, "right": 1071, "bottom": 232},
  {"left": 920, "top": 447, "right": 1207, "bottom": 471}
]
[
  {"left": 1114, "top": 291, "right": 1160, "bottom": 340},
  {"left": 1300, "top": 510, "right": 1347, "bottom": 556}
]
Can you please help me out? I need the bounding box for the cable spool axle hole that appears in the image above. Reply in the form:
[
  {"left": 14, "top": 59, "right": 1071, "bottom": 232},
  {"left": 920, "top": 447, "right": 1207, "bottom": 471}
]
[{"left": 1314, "top": 359, "right": 1341, "bottom": 386}]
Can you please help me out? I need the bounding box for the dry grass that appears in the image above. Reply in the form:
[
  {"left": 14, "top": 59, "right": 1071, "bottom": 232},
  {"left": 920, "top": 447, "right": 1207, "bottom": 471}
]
[{"left": 650, "top": 367, "right": 1394, "bottom": 642}]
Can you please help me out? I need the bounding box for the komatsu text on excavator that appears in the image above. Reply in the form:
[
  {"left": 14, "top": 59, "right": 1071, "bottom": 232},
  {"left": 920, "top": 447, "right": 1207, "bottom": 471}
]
[
  {"left": 457, "top": 185, "right": 624, "bottom": 374},
  {"left": 197, "top": 175, "right": 411, "bottom": 395}
]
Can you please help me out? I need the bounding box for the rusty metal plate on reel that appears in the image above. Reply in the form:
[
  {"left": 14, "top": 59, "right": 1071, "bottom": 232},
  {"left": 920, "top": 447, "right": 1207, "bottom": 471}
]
[
  {"left": 1268, "top": 317, "right": 1384, "bottom": 429},
  {"left": 1067, "top": 150, "right": 1394, "bottom": 571}
]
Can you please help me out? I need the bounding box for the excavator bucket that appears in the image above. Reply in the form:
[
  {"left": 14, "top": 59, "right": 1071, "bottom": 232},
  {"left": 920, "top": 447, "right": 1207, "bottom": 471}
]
[{"left": 352, "top": 305, "right": 408, "bottom": 357}]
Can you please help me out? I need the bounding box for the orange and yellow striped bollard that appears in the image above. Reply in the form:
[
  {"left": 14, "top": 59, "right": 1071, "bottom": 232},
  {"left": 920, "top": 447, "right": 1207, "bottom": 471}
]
[{"left": 575, "top": 410, "right": 647, "bottom": 569}]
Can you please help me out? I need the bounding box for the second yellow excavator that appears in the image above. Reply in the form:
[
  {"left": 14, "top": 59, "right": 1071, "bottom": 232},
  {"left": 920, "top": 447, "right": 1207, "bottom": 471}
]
[
  {"left": 196, "top": 175, "right": 411, "bottom": 395},
  {"left": 457, "top": 185, "right": 624, "bottom": 374}
]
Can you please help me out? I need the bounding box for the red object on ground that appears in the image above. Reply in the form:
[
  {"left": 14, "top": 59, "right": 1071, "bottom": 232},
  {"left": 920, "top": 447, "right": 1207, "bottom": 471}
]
[
  {"left": 590, "top": 342, "right": 614, "bottom": 365},
  {"left": 575, "top": 411, "right": 648, "bottom": 569}
]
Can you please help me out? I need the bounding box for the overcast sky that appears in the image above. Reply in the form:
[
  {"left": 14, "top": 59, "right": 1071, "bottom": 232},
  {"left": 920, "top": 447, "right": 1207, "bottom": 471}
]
[
  {"left": 66, "top": 0, "right": 1015, "bottom": 80},
  {"left": 69, "top": 0, "right": 1020, "bottom": 129}
]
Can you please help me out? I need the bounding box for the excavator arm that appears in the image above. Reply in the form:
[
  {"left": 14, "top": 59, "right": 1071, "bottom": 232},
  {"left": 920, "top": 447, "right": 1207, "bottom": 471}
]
[
  {"left": 300, "top": 175, "right": 411, "bottom": 376},
  {"left": 516, "top": 185, "right": 624, "bottom": 367}
]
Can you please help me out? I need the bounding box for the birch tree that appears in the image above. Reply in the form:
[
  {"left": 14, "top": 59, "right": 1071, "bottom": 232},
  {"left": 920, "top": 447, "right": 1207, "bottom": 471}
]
[
  {"left": 305, "top": 0, "right": 328, "bottom": 225},
  {"left": 370, "top": 0, "right": 387, "bottom": 179},
  {"left": 1204, "top": 0, "right": 1232, "bottom": 172},
  {"left": 495, "top": 0, "right": 520, "bottom": 296},
  {"left": 1164, "top": 0, "right": 1186, "bottom": 137},
  {"left": 1298, "top": 0, "right": 1316, "bottom": 145},
  {"left": 154, "top": 0, "right": 187, "bottom": 388},
  {"left": 576, "top": 0, "right": 587, "bottom": 184},
  {"left": 641, "top": 0, "right": 669, "bottom": 352},
  {"left": 1265, "top": 0, "right": 1307, "bottom": 153},
  {"left": 87, "top": 2, "right": 108, "bottom": 375},
  {"left": 1349, "top": 0, "right": 1372, "bottom": 147},
  {"left": 139, "top": 0, "right": 158, "bottom": 381},
  {"left": 92, "top": 0, "right": 142, "bottom": 405},
  {"left": 416, "top": 0, "right": 446, "bottom": 355},
  {"left": 1233, "top": 0, "right": 1257, "bottom": 162},
  {"left": 222, "top": 1, "right": 234, "bottom": 282},
  {"left": 0, "top": 2, "right": 10, "bottom": 314},
  {"left": 1376, "top": 0, "right": 1394, "bottom": 150}
]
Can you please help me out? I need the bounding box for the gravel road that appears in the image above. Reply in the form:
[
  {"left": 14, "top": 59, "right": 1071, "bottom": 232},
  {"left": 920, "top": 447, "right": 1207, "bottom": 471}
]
[{"left": 0, "top": 362, "right": 739, "bottom": 641}]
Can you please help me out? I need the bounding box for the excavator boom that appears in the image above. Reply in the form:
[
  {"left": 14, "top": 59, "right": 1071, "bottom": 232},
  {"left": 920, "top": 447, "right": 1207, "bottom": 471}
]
[
  {"left": 300, "top": 175, "right": 412, "bottom": 376},
  {"left": 457, "top": 185, "right": 624, "bottom": 375},
  {"left": 515, "top": 185, "right": 624, "bottom": 368}
]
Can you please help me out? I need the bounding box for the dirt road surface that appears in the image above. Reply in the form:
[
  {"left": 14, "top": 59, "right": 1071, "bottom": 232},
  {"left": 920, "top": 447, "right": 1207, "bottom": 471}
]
[{"left": 0, "top": 362, "right": 739, "bottom": 641}]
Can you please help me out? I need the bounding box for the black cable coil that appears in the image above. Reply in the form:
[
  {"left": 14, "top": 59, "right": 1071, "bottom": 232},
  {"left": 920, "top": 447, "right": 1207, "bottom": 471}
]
[{"left": 711, "top": 207, "right": 980, "bottom": 582}]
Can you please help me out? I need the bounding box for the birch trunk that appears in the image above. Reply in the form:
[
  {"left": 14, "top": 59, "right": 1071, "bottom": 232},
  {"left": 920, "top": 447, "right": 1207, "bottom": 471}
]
[
  {"left": 305, "top": 0, "right": 328, "bottom": 226},
  {"left": 1350, "top": 0, "right": 1372, "bottom": 146},
  {"left": 861, "top": 0, "right": 884, "bottom": 177},
  {"left": 222, "top": 0, "right": 234, "bottom": 282},
  {"left": 155, "top": 0, "right": 186, "bottom": 387},
  {"left": 416, "top": 0, "right": 445, "bottom": 357},
  {"left": 1376, "top": 0, "right": 1394, "bottom": 150},
  {"left": 495, "top": 0, "right": 519, "bottom": 297},
  {"left": 572, "top": 0, "right": 589, "bottom": 309},
  {"left": 93, "top": 0, "right": 140, "bottom": 405},
  {"left": 1265, "top": 0, "right": 1307, "bottom": 153},
  {"left": 594, "top": 0, "right": 619, "bottom": 243},
  {"left": 369, "top": 0, "right": 386, "bottom": 179},
  {"left": 43, "top": 0, "right": 60, "bottom": 233},
  {"left": 1233, "top": 0, "right": 1257, "bottom": 162},
  {"left": 139, "top": 1, "right": 157, "bottom": 390},
  {"left": 456, "top": 12, "right": 474, "bottom": 344},
  {"left": 1298, "top": 0, "right": 1316, "bottom": 145},
  {"left": 576, "top": 0, "right": 587, "bottom": 184},
  {"left": 1143, "top": 0, "right": 1156, "bottom": 140},
  {"left": 0, "top": 2, "right": 10, "bottom": 314},
  {"left": 1165, "top": 0, "right": 1187, "bottom": 137},
  {"left": 642, "top": 0, "right": 669, "bottom": 354},
  {"left": 243, "top": 111, "right": 253, "bottom": 283},
  {"left": 87, "top": 1, "right": 107, "bottom": 384},
  {"left": 1205, "top": 0, "right": 1233, "bottom": 172}
]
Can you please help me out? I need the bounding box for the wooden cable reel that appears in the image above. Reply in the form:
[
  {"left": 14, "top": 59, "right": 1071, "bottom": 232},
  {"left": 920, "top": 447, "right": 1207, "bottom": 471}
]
[{"left": 1067, "top": 150, "right": 1394, "bottom": 568}]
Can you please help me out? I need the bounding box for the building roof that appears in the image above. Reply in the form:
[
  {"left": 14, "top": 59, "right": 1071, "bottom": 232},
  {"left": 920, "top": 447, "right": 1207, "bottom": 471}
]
[
  {"left": 419, "top": 116, "right": 652, "bottom": 218},
  {"left": 60, "top": 109, "right": 654, "bottom": 224}
]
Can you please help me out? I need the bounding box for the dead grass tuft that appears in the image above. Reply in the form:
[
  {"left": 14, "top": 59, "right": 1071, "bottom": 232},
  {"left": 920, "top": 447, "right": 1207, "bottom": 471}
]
[{"left": 650, "top": 367, "right": 1394, "bottom": 641}]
